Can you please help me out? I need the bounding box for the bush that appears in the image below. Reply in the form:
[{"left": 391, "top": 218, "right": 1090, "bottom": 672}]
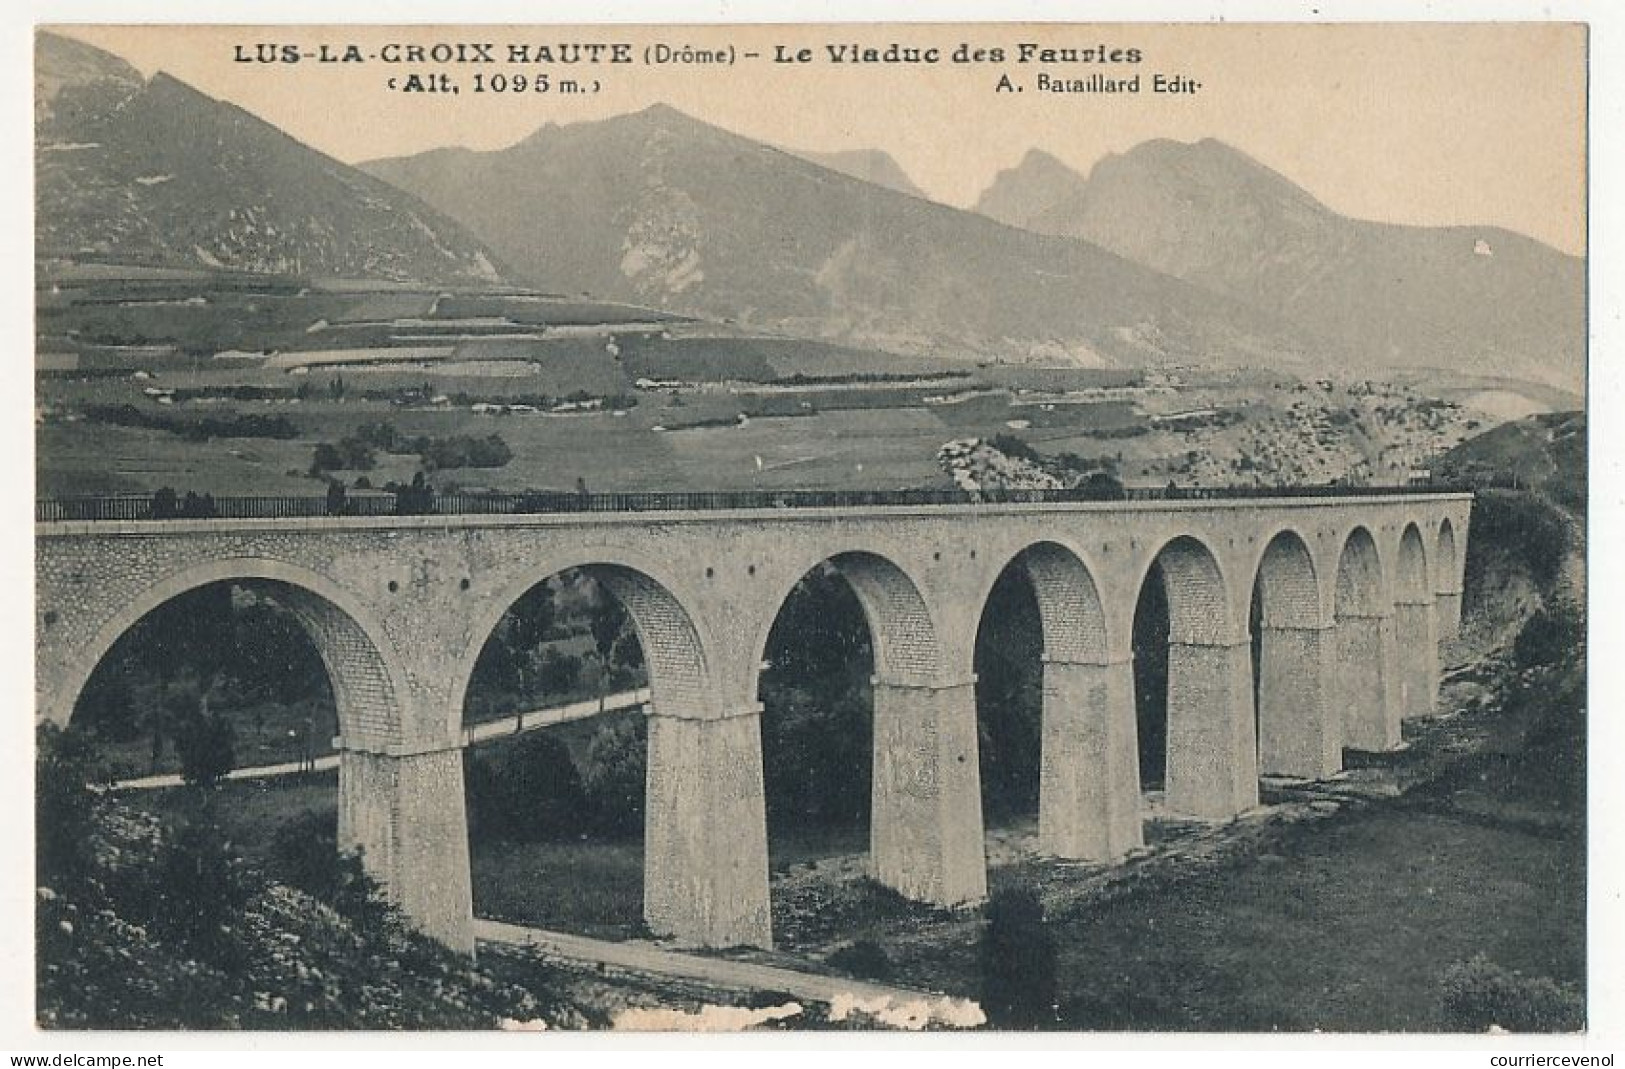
[
  {"left": 465, "top": 733, "right": 588, "bottom": 843},
  {"left": 580, "top": 717, "right": 646, "bottom": 837},
  {"left": 988, "top": 432, "right": 1043, "bottom": 465},
  {"left": 269, "top": 810, "right": 396, "bottom": 935},
  {"left": 1465, "top": 491, "right": 1572, "bottom": 594},
  {"left": 37, "top": 793, "right": 552, "bottom": 1029},
  {"left": 979, "top": 885, "right": 1058, "bottom": 1029},
  {"left": 826, "top": 939, "right": 894, "bottom": 982},
  {"left": 147, "top": 817, "right": 251, "bottom": 965},
  {"left": 1441, "top": 955, "right": 1584, "bottom": 1032},
  {"left": 310, "top": 437, "right": 376, "bottom": 474},
  {"left": 421, "top": 433, "right": 513, "bottom": 470},
  {"left": 1080, "top": 471, "right": 1126, "bottom": 500},
  {"left": 1513, "top": 600, "right": 1584, "bottom": 669},
  {"left": 36, "top": 724, "right": 102, "bottom": 886}
]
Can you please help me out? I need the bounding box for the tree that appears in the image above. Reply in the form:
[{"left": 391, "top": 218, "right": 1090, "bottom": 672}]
[
  {"left": 230, "top": 596, "right": 327, "bottom": 705},
  {"left": 150, "top": 486, "right": 178, "bottom": 520},
  {"left": 580, "top": 717, "right": 646, "bottom": 837},
  {"left": 609, "top": 632, "right": 646, "bottom": 690},
  {"left": 1082, "top": 471, "right": 1126, "bottom": 500},
  {"left": 588, "top": 594, "right": 629, "bottom": 711},
  {"left": 145, "top": 675, "right": 204, "bottom": 772},
  {"left": 325, "top": 479, "right": 347, "bottom": 516},
  {"left": 979, "top": 885, "right": 1058, "bottom": 1029},
  {"left": 535, "top": 648, "right": 582, "bottom": 697},
  {"left": 464, "top": 733, "right": 587, "bottom": 843},
  {"left": 356, "top": 420, "right": 400, "bottom": 451},
  {"left": 394, "top": 472, "right": 434, "bottom": 515},
  {"left": 760, "top": 567, "right": 875, "bottom": 833},
  {"left": 175, "top": 709, "right": 236, "bottom": 788},
  {"left": 310, "top": 442, "right": 343, "bottom": 475},
  {"left": 506, "top": 584, "right": 556, "bottom": 703},
  {"left": 974, "top": 567, "right": 1044, "bottom": 821}
]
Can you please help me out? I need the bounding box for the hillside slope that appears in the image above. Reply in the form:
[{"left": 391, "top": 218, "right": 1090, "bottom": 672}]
[
  {"left": 36, "top": 31, "right": 504, "bottom": 284},
  {"left": 988, "top": 138, "right": 1582, "bottom": 391},
  {"left": 363, "top": 106, "right": 1316, "bottom": 369}
]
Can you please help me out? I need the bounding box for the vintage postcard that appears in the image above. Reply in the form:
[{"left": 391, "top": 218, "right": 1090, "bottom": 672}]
[{"left": 22, "top": 15, "right": 1594, "bottom": 1044}]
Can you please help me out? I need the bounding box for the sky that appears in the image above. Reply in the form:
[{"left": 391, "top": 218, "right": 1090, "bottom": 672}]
[{"left": 50, "top": 23, "right": 1587, "bottom": 254}]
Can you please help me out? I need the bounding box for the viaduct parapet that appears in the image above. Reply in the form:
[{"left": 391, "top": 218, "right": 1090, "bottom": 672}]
[{"left": 36, "top": 494, "right": 1471, "bottom": 952}]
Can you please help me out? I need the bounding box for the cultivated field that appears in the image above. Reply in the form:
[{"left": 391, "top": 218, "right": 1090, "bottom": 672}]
[{"left": 38, "top": 266, "right": 1535, "bottom": 503}]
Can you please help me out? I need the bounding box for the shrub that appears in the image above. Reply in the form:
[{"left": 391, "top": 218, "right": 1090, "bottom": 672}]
[
  {"left": 988, "top": 432, "right": 1043, "bottom": 465},
  {"left": 310, "top": 437, "right": 376, "bottom": 474},
  {"left": 418, "top": 433, "right": 514, "bottom": 470},
  {"left": 1441, "top": 955, "right": 1584, "bottom": 1032},
  {"left": 269, "top": 809, "right": 396, "bottom": 936},
  {"left": 148, "top": 817, "right": 251, "bottom": 965},
  {"left": 1080, "top": 471, "right": 1126, "bottom": 500},
  {"left": 979, "top": 885, "right": 1058, "bottom": 1029},
  {"left": 1513, "top": 600, "right": 1584, "bottom": 669},
  {"left": 36, "top": 724, "right": 102, "bottom": 886},
  {"left": 580, "top": 717, "right": 646, "bottom": 837},
  {"left": 1465, "top": 491, "right": 1571, "bottom": 594},
  {"left": 465, "top": 733, "right": 588, "bottom": 843},
  {"left": 826, "top": 939, "right": 894, "bottom": 982}
]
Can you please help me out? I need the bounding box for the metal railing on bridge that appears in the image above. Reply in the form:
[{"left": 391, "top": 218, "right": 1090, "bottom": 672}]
[{"left": 35, "top": 483, "right": 1469, "bottom": 524}]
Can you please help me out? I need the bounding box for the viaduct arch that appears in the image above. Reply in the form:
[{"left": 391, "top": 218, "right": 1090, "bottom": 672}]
[{"left": 36, "top": 493, "right": 1471, "bottom": 954}]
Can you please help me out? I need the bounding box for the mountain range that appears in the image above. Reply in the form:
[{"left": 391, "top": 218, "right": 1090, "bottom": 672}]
[
  {"left": 975, "top": 139, "right": 1583, "bottom": 391},
  {"left": 789, "top": 148, "right": 927, "bottom": 200},
  {"left": 35, "top": 31, "right": 1583, "bottom": 389},
  {"left": 361, "top": 105, "right": 1312, "bottom": 368},
  {"left": 35, "top": 30, "right": 501, "bottom": 284}
]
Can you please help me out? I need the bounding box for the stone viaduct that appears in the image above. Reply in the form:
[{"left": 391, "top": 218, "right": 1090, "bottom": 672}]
[{"left": 35, "top": 493, "right": 1470, "bottom": 954}]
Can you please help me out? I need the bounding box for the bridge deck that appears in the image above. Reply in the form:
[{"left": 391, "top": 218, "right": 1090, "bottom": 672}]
[
  {"left": 37, "top": 486, "right": 1471, "bottom": 532},
  {"left": 36, "top": 484, "right": 1469, "bottom": 525}
]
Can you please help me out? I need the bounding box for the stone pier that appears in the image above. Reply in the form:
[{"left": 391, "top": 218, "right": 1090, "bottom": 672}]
[
  {"left": 1335, "top": 610, "right": 1402, "bottom": 751},
  {"left": 1435, "top": 589, "right": 1464, "bottom": 643},
  {"left": 338, "top": 744, "right": 474, "bottom": 954},
  {"left": 1256, "top": 622, "right": 1341, "bottom": 780},
  {"left": 870, "top": 678, "right": 987, "bottom": 907},
  {"left": 1037, "top": 655, "right": 1143, "bottom": 860},
  {"left": 1165, "top": 638, "right": 1258, "bottom": 820},
  {"left": 643, "top": 706, "right": 773, "bottom": 948},
  {"left": 1395, "top": 596, "right": 1440, "bottom": 718}
]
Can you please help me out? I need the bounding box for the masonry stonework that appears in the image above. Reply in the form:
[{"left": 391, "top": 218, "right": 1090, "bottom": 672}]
[
  {"left": 1257, "top": 624, "right": 1340, "bottom": 779},
  {"left": 870, "top": 679, "right": 988, "bottom": 906},
  {"left": 1038, "top": 657, "right": 1142, "bottom": 859},
  {"left": 643, "top": 707, "right": 773, "bottom": 948},
  {"left": 37, "top": 495, "right": 1471, "bottom": 951}
]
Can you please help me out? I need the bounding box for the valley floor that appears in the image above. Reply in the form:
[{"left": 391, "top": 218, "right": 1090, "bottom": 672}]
[{"left": 127, "top": 710, "right": 1581, "bottom": 1031}]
